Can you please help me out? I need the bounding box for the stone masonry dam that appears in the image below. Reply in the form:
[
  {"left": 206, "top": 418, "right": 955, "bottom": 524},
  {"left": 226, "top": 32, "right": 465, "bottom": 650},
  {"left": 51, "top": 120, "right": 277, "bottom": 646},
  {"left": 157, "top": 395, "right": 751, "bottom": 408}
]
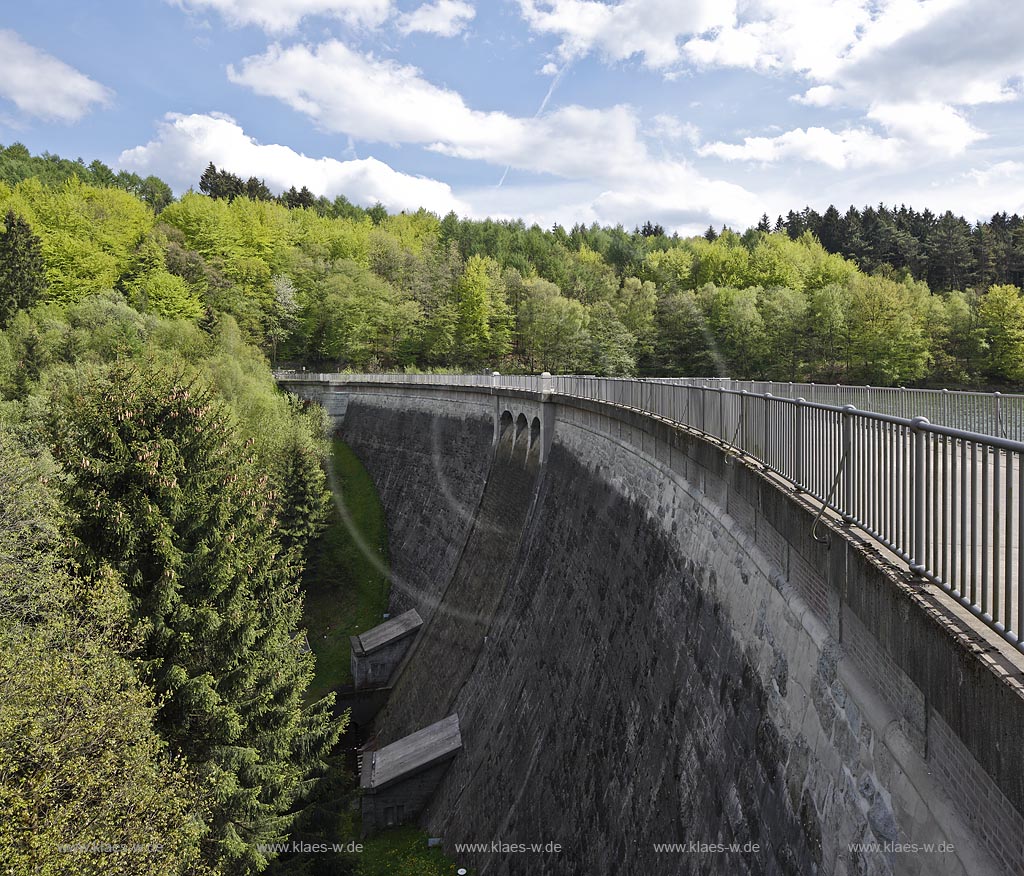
[{"left": 279, "top": 374, "right": 1024, "bottom": 876}]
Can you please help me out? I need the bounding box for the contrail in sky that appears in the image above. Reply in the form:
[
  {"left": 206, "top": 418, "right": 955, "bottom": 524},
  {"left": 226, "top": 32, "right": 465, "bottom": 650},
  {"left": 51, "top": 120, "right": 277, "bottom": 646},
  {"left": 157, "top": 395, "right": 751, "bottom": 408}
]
[{"left": 497, "top": 62, "right": 571, "bottom": 188}]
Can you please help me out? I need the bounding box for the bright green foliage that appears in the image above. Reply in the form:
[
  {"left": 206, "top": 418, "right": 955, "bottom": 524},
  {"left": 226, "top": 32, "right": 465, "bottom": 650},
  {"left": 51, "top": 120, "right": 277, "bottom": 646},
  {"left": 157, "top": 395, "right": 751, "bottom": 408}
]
[
  {"left": 758, "top": 286, "right": 808, "bottom": 380},
  {"left": 0, "top": 428, "right": 212, "bottom": 876},
  {"left": 6, "top": 140, "right": 1024, "bottom": 390},
  {"left": 797, "top": 231, "right": 857, "bottom": 290},
  {"left": 805, "top": 284, "right": 849, "bottom": 380},
  {"left": 747, "top": 235, "right": 805, "bottom": 290},
  {"left": 564, "top": 245, "right": 619, "bottom": 304},
  {"left": 0, "top": 177, "right": 196, "bottom": 319},
  {"left": 613, "top": 276, "right": 656, "bottom": 355},
  {"left": 0, "top": 178, "right": 152, "bottom": 303},
  {"left": 302, "top": 437, "right": 389, "bottom": 699},
  {"left": 845, "top": 275, "right": 929, "bottom": 384},
  {"left": 641, "top": 247, "right": 693, "bottom": 295},
  {"left": 978, "top": 284, "right": 1024, "bottom": 382},
  {"left": 453, "top": 255, "right": 510, "bottom": 367},
  {"left": 690, "top": 232, "right": 750, "bottom": 288},
  {"left": 586, "top": 301, "right": 636, "bottom": 375},
  {"left": 299, "top": 261, "right": 422, "bottom": 368},
  {"left": 45, "top": 364, "right": 341, "bottom": 875},
  {"left": 454, "top": 254, "right": 493, "bottom": 365},
  {"left": 0, "top": 210, "right": 46, "bottom": 327},
  {"left": 519, "top": 278, "right": 588, "bottom": 372},
  {"left": 128, "top": 269, "right": 205, "bottom": 320},
  {"left": 699, "top": 285, "right": 767, "bottom": 377}
]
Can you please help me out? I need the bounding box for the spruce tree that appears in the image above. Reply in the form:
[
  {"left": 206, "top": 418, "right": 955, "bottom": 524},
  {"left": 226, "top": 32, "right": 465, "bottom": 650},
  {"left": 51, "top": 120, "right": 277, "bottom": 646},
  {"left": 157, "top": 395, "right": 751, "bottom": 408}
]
[
  {"left": 0, "top": 427, "right": 212, "bottom": 876},
  {"left": 47, "top": 363, "right": 341, "bottom": 875},
  {"left": 0, "top": 210, "right": 46, "bottom": 327}
]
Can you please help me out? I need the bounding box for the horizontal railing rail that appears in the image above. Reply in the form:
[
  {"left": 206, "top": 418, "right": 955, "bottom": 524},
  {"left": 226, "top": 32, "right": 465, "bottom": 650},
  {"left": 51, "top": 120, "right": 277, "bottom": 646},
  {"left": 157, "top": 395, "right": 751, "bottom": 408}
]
[
  {"left": 275, "top": 370, "right": 1024, "bottom": 652},
  {"left": 644, "top": 377, "right": 1024, "bottom": 442}
]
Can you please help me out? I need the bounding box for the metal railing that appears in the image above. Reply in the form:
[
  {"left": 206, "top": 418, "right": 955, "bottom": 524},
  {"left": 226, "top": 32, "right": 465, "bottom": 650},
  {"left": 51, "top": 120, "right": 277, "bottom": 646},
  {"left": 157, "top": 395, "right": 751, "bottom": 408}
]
[
  {"left": 645, "top": 377, "right": 1024, "bottom": 442},
  {"left": 277, "top": 370, "right": 1024, "bottom": 652}
]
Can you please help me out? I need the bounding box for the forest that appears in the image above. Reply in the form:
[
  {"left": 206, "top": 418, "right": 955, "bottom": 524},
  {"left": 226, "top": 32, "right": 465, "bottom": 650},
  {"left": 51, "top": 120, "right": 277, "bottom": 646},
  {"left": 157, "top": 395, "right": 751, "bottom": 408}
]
[
  {"left": 3, "top": 143, "right": 1024, "bottom": 387},
  {"left": 2, "top": 140, "right": 1024, "bottom": 874}
]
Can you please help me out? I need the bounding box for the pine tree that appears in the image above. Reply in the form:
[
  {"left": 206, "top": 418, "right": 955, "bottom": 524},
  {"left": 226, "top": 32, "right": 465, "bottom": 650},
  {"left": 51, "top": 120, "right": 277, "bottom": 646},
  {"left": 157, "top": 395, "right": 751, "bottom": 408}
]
[
  {"left": 199, "top": 162, "right": 219, "bottom": 197},
  {"left": 47, "top": 363, "right": 341, "bottom": 875},
  {"left": 199, "top": 163, "right": 244, "bottom": 201},
  {"left": 0, "top": 210, "right": 47, "bottom": 327},
  {"left": 244, "top": 176, "right": 274, "bottom": 201}
]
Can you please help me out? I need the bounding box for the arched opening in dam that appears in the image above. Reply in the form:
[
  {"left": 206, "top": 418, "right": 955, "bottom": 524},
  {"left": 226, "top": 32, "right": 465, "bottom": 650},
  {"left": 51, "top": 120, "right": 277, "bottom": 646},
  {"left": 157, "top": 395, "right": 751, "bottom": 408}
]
[{"left": 288, "top": 376, "right": 1024, "bottom": 876}]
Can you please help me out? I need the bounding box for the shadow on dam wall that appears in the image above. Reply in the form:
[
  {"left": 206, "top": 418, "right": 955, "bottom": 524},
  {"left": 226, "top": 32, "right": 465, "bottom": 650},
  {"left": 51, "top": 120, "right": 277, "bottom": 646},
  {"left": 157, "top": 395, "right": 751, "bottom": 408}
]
[
  {"left": 371, "top": 412, "right": 543, "bottom": 742},
  {"left": 426, "top": 440, "right": 822, "bottom": 876},
  {"left": 322, "top": 385, "right": 1024, "bottom": 876}
]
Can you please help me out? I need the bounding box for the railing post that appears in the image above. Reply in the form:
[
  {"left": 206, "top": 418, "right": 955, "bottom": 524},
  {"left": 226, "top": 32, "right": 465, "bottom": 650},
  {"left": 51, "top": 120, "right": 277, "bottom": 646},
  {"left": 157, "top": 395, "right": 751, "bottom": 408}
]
[
  {"left": 718, "top": 386, "right": 725, "bottom": 440},
  {"left": 492, "top": 371, "right": 500, "bottom": 389},
  {"left": 842, "top": 405, "right": 856, "bottom": 523},
  {"left": 910, "top": 416, "right": 930, "bottom": 574},
  {"left": 540, "top": 371, "right": 552, "bottom": 397},
  {"left": 794, "top": 397, "right": 805, "bottom": 491},
  {"left": 995, "top": 391, "right": 1003, "bottom": 437},
  {"left": 764, "top": 392, "right": 772, "bottom": 464},
  {"left": 941, "top": 387, "right": 949, "bottom": 426},
  {"left": 740, "top": 390, "right": 748, "bottom": 452}
]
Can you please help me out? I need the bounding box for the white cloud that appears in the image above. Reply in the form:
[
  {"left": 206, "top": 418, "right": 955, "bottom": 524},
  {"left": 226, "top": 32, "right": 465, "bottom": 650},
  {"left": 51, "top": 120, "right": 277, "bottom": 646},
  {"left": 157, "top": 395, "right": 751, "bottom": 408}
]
[
  {"left": 703, "top": 100, "right": 983, "bottom": 171},
  {"left": 0, "top": 30, "right": 112, "bottom": 122},
  {"left": 802, "top": 159, "right": 1024, "bottom": 226},
  {"left": 225, "top": 38, "right": 772, "bottom": 231},
  {"left": 517, "top": 0, "right": 735, "bottom": 69},
  {"left": 650, "top": 114, "right": 699, "bottom": 146},
  {"left": 166, "top": 0, "right": 393, "bottom": 32},
  {"left": 460, "top": 162, "right": 762, "bottom": 235},
  {"left": 965, "top": 161, "right": 1024, "bottom": 188},
  {"left": 699, "top": 126, "right": 903, "bottom": 170},
  {"left": 867, "top": 101, "right": 984, "bottom": 155},
  {"left": 539, "top": 62, "right": 559, "bottom": 76},
  {"left": 398, "top": 0, "right": 475, "bottom": 36},
  {"left": 228, "top": 41, "right": 649, "bottom": 179},
  {"left": 118, "top": 112, "right": 467, "bottom": 215},
  {"left": 118, "top": 113, "right": 763, "bottom": 235},
  {"left": 684, "top": 0, "right": 883, "bottom": 79},
  {"left": 519, "top": 0, "right": 1024, "bottom": 172},
  {"left": 791, "top": 85, "right": 838, "bottom": 107},
  {"left": 837, "top": 1, "right": 1024, "bottom": 108}
]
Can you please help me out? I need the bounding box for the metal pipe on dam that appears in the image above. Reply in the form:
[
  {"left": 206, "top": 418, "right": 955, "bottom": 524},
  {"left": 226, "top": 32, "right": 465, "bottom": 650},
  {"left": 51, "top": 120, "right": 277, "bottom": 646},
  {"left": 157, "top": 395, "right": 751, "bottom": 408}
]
[{"left": 281, "top": 375, "right": 1024, "bottom": 876}]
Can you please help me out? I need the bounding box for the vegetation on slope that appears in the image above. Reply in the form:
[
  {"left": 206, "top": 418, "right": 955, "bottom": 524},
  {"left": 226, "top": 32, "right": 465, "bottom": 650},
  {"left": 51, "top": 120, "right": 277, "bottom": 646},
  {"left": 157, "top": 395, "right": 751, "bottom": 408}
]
[
  {"left": 0, "top": 294, "right": 341, "bottom": 874},
  {"left": 303, "top": 437, "right": 390, "bottom": 699}
]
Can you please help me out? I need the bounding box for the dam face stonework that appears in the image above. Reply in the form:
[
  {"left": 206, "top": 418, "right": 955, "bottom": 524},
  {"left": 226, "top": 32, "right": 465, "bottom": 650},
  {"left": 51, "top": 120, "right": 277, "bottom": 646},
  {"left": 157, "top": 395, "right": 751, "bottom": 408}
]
[{"left": 287, "top": 380, "right": 1024, "bottom": 876}]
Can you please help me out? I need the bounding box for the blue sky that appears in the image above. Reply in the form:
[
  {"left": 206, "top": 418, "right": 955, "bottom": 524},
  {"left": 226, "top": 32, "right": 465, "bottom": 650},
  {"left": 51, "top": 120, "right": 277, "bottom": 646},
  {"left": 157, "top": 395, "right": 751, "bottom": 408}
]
[{"left": 2, "top": 0, "right": 1023, "bottom": 233}]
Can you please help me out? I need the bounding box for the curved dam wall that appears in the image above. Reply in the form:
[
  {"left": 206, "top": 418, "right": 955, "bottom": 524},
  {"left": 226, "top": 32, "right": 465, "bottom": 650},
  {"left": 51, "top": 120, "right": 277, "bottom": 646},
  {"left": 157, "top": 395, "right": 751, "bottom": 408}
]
[
  {"left": 284, "top": 379, "right": 1024, "bottom": 876},
  {"left": 336, "top": 389, "right": 494, "bottom": 617}
]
